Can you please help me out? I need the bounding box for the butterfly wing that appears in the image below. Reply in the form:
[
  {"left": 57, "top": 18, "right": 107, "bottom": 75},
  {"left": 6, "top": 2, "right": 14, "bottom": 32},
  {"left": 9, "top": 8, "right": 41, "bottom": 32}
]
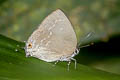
[{"left": 26, "top": 9, "right": 77, "bottom": 62}]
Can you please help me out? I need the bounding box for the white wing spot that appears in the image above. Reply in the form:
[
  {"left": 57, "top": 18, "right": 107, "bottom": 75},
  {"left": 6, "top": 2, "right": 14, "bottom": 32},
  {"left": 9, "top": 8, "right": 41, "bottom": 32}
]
[
  {"left": 45, "top": 41, "right": 51, "bottom": 46},
  {"left": 50, "top": 32, "right": 52, "bottom": 35},
  {"left": 40, "top": 38, "right": 46, "bottom": 45},
  {"left": 40, "top": 39, "right": 44, "bottom": 43},
  {"left": 48, "top": 19, "right": 64, "bottom": 31},
  {"left": 60, "top": 27, "right": 63, "bottom": 31}
]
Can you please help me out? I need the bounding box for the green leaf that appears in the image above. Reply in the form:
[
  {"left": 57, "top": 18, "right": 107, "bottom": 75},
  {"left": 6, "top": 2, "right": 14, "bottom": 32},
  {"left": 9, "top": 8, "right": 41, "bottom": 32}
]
[{"left": 0, "top": 34, "right": 120, "bottom": 80}]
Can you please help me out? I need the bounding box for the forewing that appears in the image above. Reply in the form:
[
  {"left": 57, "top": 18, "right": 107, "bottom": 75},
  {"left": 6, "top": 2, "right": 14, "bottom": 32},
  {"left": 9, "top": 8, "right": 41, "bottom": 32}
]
[{"left": 27, "top": 9, "right": 77, "bottom": 62}]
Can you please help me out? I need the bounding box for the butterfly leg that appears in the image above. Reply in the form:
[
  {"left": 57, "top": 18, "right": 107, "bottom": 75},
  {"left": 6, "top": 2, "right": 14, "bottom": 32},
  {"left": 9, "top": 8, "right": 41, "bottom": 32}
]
[
  {"left": 71, "top": 58, "right": 77, "bottom": 69},
  {"left": 67, "top": 60, "right": 71, "bottom": 71},
  {"left": 53, "top": 60, "right": 59, "bottom": 67},
  {"left": 55, "top": 60, "right": 59, "bottom": 65}
]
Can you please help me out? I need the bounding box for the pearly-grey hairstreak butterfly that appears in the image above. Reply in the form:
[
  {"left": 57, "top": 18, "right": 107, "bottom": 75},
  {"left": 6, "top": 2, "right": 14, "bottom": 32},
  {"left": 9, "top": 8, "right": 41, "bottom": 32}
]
[{"left": 25, "top": 9, "right": 80, "bottom": 70}]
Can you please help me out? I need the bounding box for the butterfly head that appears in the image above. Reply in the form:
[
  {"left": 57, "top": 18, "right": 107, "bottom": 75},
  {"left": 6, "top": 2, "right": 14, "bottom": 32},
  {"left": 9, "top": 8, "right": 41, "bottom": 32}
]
[{"left": 25, "top": 40, "right": 37, "bottom": 57}]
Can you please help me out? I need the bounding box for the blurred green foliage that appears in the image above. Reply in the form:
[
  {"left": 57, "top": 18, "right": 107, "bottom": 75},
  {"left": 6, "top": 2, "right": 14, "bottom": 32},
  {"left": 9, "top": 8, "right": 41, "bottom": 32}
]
[
  {"left": 0, "top": 0, "right": 120, "bottom": 42},
  {"left": 0, "top": 34, "right": 120, "bottom": 80}
]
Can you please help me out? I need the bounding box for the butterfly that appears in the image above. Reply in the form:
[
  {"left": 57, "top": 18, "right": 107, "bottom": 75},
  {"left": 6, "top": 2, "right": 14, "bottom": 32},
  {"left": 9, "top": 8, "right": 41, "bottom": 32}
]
[{"left": 25, "top": 9, "right": 80, "bottom": 70}]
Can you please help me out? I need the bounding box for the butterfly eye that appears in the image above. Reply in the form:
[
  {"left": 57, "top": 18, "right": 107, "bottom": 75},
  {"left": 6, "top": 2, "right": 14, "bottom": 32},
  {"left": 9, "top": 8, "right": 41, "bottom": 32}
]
[{"left": 28, "top": 43, "right": 32, "bottom": 48}]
